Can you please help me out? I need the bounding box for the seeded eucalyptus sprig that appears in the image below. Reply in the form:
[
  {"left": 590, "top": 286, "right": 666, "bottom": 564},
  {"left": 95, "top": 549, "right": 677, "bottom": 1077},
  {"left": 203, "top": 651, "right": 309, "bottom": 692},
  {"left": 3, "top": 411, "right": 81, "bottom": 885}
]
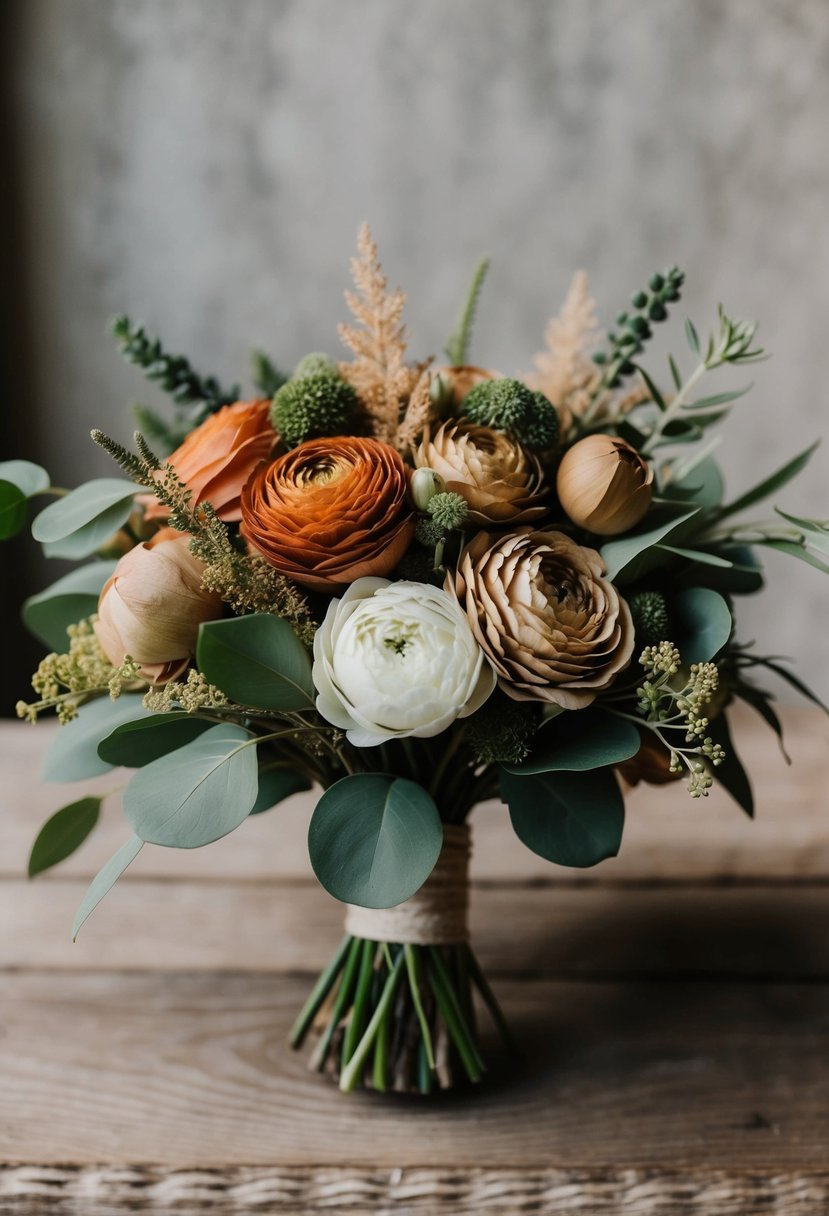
[{"left": 591, "top": 268, "right": 685, "bottom": 396}]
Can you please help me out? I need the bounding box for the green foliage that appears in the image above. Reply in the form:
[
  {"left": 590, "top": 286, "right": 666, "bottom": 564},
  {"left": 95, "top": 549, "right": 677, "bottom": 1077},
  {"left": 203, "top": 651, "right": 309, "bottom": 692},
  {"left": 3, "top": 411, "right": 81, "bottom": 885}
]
[
  {"left": 674, "top": 587, "right": 732, "bottom": 664},
  {"left": 706, "top": 714, "right": 754, "bottom": 817},
  {"left": 505, "top": 709, "right": 640, "bottom": 775},
  {"left": 72, "top": 834, "right": 144, "bottom": 940},
  {"left": 22, "top": 561, "right": 116, "bottom": 651},
  {"left": 293, "top": 352, "right": 339, "bottom": 380},
  {"left": 0, "top": 461, "right": 51, "bottom": 539},
  {"left": 714, "top": 442, "right": 819, "bottom": 523},
  {"left": 249, "top": 767, "right": 312, "bottom": 814},
  {"left": 270, "top": 374, "right": 357, "bottom": 447},
  {"left": 0, "top": 481, "right": 28, "bottom": 539},
  {"left": 501, "top": 766, "right": 625, "bottom": 867},
  {"left": 601, "top": 508, "right": 699, "bottom": 582},
  {"left": 41, "top": 695, "right": 150, "bottom": 783},
  {"left": 97, "top": 712, "right": 214, "bottom": 767},
  {"left": 122, "top": 723, "right": 259, "bottom": 847},
  {"left": 592, "top": 267, "right": 684, "bottom": 390},
  {"left": 251, "top": 349, "right": 289, "bottom": 396},
  {"left": 444, "top": 256, "right": 490, "bottom": 367},
  {"left": 427, "top": 492, "right": 468, "bottom": 531},
  {"left": 28, "top": 796, "right": 102, "bottom": 878},
  {"left": 31, "top": 478, "right": 137, "bottom": 560},
  {"left": 629, "top": 590, "right": 670, "bottom": 648},
  {"left": 197, "top": 614, "right": 315, "bottom": 711},
  {"left": 308, "top": 774, "right": 443, "bottom": 908},
  {"left": 466, "top": 695, "right": 539, "bottom": 765},
  {"left": 131, "top": 403, "right": 186, "bottom": 455},
  {"left": 463, "top": 379, "right": 559, "bottom": 449}
]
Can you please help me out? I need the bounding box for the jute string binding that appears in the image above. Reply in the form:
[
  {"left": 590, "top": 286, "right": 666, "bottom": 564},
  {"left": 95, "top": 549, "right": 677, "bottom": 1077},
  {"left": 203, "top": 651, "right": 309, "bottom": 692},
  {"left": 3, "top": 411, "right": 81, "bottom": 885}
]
[{"left": 343, "top": 824, "right": 470, "bottom": 945}]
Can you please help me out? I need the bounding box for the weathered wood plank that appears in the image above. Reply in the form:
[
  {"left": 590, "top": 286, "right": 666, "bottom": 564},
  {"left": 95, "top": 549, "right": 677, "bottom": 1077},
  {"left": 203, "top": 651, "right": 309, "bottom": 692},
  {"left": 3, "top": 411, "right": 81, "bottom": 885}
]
[
  {"left": 1, "top": 971, "right": 828, "bottom": 1171},
  {"left": 3, "top": 706, "right": 828, "bottom": 884},
  {"left": 6, "top": 878, "right": 829, "bottom": 979}
]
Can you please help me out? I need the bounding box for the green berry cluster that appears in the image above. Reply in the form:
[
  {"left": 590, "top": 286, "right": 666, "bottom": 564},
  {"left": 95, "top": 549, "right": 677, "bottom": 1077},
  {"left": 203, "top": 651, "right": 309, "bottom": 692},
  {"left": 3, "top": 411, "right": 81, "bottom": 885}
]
[
  {"left": 593, "top": 268, "right": 684, "bottom": 389},
  {"left": 463, "top": 379, "right": 559, "bottom": 449},
  {"left": 270, "top": 374, "right": 357, "bottom": 447},
  {"left": 629, "top": 590, "right": 670, "bottom": 649},
  {"left": 427, "top": 492, "right": 469, "bottom": 531}
]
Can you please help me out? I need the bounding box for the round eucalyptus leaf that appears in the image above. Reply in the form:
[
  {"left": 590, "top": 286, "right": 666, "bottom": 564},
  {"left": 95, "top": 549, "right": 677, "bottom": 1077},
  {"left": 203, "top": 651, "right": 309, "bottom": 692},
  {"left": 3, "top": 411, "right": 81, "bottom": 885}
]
[
  {"left": 0, "top": 460, "right": 50, "bottom": 498},
  {"left": 97, "top": 712, "right": 214, "bottom": 768},
  {"left": 501, "top": 767, "right": 624, "bottom": 868},
  {"left": 675, "top": 586, "right": 732, "bottom": 664},
  {"left": 0, "top": 480, "right": 28, "bottom": 539},
  {"left": 42, "top": 695, "right": 151, "bottom": 783},
  {"left": 197, "top": 614, "right": 314, "bottom": 711},
  {"left": 250, "top": 768, "right": 312, "bottom": 814},
  {"left": 22, "top": 561, "right": 116, "bottom": 651},
  {"left": 32, "top": 478, "right": 137, "bottom": 559},
  {"left": 28, "top": 796, "right": 102, "bottom": 877},
  {"left": 308, "top": 774, "right": 443, "bottom": 908},
  {"left": 505, "top": 709, "right": 640, "bottom": 775}
]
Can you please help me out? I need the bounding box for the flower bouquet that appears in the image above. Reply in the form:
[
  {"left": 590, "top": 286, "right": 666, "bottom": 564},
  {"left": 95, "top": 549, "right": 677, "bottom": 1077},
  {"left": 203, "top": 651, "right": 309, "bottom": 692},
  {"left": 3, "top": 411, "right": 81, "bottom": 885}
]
[{"left": 5, "top": 225, "right": 827, "bottom": 1095}]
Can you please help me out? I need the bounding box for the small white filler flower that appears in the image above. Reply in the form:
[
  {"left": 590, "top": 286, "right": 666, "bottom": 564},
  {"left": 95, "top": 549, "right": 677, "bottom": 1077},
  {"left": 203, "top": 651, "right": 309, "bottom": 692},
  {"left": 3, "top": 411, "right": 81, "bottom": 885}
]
[{"left": 313, "top": 578, "right": 496, "bottom": 747}]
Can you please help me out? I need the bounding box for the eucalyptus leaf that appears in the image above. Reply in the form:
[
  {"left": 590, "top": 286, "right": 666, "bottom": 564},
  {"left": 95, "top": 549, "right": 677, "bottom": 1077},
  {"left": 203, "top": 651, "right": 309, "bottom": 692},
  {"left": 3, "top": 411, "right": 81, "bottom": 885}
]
[
  {"left": 684, "top": 386, "right": 750, "bottom": 410},
  {"left": 757, "top": 539, "right": 829, "bottom": 576},
  {"left": 504, "top": 710, "right": 640, "bottom": 775},
  {"left": 0, "top": 481, "right": 28, "bottom": 539},
  {"left": 197, "top": 614, "right": 314, "bottom": 711},
  {"left": 715, "top": 441, "right": 819, "bottom": 521},
  {"left": 42, "top": 695, "right": 151, "bottom": 783},
  {"left": 733, "top": 682, "right": 790, "bottom": 763},
  {"left": 685, "top": 318, "right": 700, "bottom": 355},
  {"left": 501, "top": 767, "right": 624, "bottom": 868},
  {"left": 28, "top": 796, "right": 102, "bottom": 877},
  {"left": 98, "top": 712, "right": 214, "bottom": 767},
  {"left": 670, "top": 453, "right": 725, "bottom": 510},
  {"left": 674, "top": 587, "right": 732, "bottom": 664},
  {"left": 22, "top": 561, "right": 116, "bottom": 651},
  {"left": 657, "top": 545, "right": 734, "bottom": 569},
  {"left": 32, "top": 478, "right": 137, "bottom": 559},
  {"left": 0, "top": 459, "right": 50, "bottom": 497},
  {"left": 601, "top": 509, "right": 699, "bottom": 582},
  {"left": 774, "top": 509, "right": 829, "bottom": 554},
  {"left": 308, "top": 774, "right": 442, "bottom": 908},
  {"left": 122, "top": 723, "right": 259, "bottom": 848},
  {"left": 250, "top": 767, "right": 312, "bottom": 814},
  {"left": 707, "top": 715, "right": 754, "bottom": 818},
  {"left": 72, "top": 834, "right": 143, "bottom": 939},
  {"left": 746, "top": 657, "right": 829, "bottom": 714},
  {"left": 677, "top": 545, "right": 763, "bottom": 596}
]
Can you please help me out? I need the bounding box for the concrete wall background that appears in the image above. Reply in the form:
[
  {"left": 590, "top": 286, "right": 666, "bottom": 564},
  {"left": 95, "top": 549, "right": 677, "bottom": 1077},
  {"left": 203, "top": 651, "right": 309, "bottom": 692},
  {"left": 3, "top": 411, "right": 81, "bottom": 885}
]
[{"left": 3, "top": 0, "right": 828, "bottom": 703}]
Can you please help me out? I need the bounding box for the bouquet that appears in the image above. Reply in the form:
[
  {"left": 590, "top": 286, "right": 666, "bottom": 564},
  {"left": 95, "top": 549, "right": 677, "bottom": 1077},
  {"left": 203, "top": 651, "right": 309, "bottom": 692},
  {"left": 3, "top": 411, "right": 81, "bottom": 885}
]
[{"left": 4, "top": 225, "right": 827, "bottom": 1095}]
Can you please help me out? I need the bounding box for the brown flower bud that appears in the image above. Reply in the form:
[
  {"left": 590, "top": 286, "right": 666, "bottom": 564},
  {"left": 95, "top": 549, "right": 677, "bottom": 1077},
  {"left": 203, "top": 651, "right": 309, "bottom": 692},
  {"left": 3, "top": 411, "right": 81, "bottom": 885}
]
[
  {"left": 94, "top": 528, "right": 222, "bottom": 684},
  {"left": 556, "top": 434, "right": 653, "bottom": 535},
  {"left": 449, "top": 529, "right": 634, "bottom": 709},
  {"left": 414, "top": 421, "right": 547, "bottom": 526},
  {"left": 616, "top": 730, "right": 682, "bottom": 788}
]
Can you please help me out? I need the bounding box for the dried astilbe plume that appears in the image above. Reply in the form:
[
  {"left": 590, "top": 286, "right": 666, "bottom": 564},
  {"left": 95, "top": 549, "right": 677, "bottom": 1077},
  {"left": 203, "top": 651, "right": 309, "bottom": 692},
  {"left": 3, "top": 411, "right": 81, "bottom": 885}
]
[
  {"left": 394, "top": 365, "right": 433, "bottom": 452},
  {"left": 525, "top": 270, "right": 602, "bottom": 430},
  {"left": 338, "top": 223, "right": 420, "bottom": 445}
]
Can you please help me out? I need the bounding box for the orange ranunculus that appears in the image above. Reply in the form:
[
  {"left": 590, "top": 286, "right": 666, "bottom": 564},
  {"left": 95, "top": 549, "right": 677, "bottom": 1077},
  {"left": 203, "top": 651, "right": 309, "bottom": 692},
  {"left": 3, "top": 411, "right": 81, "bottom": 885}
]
[
  {"left": 142, "top": 399, "right": 276, "bottom": 523},
  {"left": 240, "top": 436, "right": 415, "bottom": 591}
]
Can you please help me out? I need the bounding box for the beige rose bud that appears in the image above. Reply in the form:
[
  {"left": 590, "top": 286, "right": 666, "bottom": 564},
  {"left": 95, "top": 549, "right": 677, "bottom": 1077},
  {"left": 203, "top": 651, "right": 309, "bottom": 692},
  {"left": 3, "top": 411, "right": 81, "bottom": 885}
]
[
  {"left": 94, "top": 528, "right": 222, "bottom": 684},
  {"left": 409, "top": 466, "right": 446, "bottom": 511},
  {"left": 414, "top": 420, "right": 547, "bottom": 526},
  {"left": 449, "top": 529, "right": 634, "bottom": 709},
  {"left": 556, "top": 435, "right": 653, "bottom": 536}
]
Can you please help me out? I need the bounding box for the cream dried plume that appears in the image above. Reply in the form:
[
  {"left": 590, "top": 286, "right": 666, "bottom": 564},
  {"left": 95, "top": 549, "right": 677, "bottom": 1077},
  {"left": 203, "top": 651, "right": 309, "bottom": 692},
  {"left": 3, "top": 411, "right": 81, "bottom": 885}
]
[{"left": 525, "top": 270, "right": 601, "bottom": 427}]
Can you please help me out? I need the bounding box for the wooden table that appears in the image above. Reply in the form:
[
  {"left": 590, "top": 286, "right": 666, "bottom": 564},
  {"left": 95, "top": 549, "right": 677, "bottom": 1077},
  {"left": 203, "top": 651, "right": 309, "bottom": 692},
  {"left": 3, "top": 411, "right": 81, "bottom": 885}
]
[{"left": 1, "top": 707, "right": 828, "bottom": 1214}]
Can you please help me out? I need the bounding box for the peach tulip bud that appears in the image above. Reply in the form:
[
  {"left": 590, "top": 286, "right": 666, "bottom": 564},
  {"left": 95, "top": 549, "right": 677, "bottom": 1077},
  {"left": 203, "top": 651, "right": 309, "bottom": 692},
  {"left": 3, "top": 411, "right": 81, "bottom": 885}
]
[
  {"left": 556, "top": 434, "right": 653, "bottom": 536},
  {"left": 94, "top": 528, "right": 222, "bottom": 684}
]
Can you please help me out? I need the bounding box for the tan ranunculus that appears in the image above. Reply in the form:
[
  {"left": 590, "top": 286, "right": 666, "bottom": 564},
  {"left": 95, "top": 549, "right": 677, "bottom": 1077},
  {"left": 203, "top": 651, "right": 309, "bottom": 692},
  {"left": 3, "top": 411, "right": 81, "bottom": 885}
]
[
  {"left": 142, "top": 399, "right": 276, "bottom": 523},
  {"left": 240, "top": 435, "right": 415, "bottom": 591},
  {"left": 449, "top": 529, "right": 634, "bottom": 709},
  {"left": 414, "top": 421, "right": 547, "bottom": 525},
  {"left": 556, "top": 434, "right": 653, "bottom": 536},
  {"left": 94, "top": 528, "right": 222, "bottom": 684}
]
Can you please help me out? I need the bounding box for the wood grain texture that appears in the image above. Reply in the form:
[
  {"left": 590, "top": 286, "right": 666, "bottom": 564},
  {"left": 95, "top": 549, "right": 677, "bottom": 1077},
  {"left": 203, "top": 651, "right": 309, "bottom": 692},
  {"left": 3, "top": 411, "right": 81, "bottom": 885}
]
[{"left": 2, "top": 971, "right": 829, "bottom": 1171}]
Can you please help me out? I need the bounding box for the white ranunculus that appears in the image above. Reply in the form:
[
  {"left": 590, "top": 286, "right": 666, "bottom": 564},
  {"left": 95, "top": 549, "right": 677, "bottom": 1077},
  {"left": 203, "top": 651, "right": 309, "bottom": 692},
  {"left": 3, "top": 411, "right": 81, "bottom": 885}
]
[{"left": 313, "top": 577, "right": 497, "bottom": 747}]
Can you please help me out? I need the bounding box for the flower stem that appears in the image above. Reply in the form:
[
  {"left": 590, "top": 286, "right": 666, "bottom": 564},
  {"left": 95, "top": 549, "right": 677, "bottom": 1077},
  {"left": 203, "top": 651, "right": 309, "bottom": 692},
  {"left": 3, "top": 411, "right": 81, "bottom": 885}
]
[
  {"left": 339, "top": 951, "right": 406, "bottom": 1092},
  {"left": 404, "top": 945, "right": 436, "bottom": 1069},
  {"left": 288, "top": 934, "right": 352, "bottom": 1048}
]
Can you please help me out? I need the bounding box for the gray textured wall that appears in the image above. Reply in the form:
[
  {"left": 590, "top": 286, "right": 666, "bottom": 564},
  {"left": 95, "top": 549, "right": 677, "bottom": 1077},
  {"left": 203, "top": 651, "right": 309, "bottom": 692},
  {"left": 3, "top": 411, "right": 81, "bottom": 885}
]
[{"left": 5, "top": 0, "right": 829, "bottom": 699}]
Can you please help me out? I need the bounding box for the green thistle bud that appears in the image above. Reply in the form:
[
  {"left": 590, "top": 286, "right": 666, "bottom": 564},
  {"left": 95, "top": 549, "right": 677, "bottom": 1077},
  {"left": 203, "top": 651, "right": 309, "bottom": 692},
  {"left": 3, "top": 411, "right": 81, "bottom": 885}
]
[
  {"left": 466, "top": 695, "right": 539, "bottom": 765},
  {"left": 629, "top": 590, "right": 670, "bottom": 648},
  {"left": 415, "top": 517, "right": 446, "bottom": 547},
  {"left": 463, "top": 379, "right": 559, "bottom": 450},
  {"left": 270, "top": 375, "right": 356, "bottom": 447},
  {"left": 410, "top": 467, "right": 446, "bottom": 511},
  {"left": 293, "top": 352, "right": 339, "bottom": 380},
  {"left": 427, "top": 491, "right": 468, "bottom": 530}
]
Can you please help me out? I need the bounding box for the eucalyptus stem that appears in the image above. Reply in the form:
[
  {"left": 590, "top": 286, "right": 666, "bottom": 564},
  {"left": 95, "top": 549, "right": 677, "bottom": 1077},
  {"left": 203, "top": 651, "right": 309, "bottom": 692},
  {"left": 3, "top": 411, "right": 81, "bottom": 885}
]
[
  {"left": 427, "top": 947, "right": 484, "bottom": 1083},
  {"left": 289, "top": 934, "right": 352, "bottom": 1048},
  {"left": 312, "top": 936, "right": 363, "bottom": 1070},
  {"left": 342, "top": 940, "right": 377, "bottom": 1064},
  {"left": 404, "top": 945, "right": 436, "bottom": 1069},
  {"left": 339, "top": 951, "right": 406, "bottom": 1092}
]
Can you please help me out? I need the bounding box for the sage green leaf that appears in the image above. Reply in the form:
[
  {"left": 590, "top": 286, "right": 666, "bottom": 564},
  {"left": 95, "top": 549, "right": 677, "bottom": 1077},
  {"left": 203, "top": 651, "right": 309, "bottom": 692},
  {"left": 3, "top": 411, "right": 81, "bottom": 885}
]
[
  {"left": 504, "top": 710, "right": 640, "bottom": 775},
  {"left": 657, "top": 544, "right": 734, "bottom": 568},
  {"left": 671, "top": 454, "right": 725, "bottom": 510},
  {"left": 197, "top": 614, "right": 314, "bottom": 710},
  {"left": 97, "top": 712, "right": 213, "bottom": 767},
  {"left": 715, "top": 441, "right": 819, "bottom": 521},
  {"left": 28, "top": 796, "right": 102, "bottom": 877},
  {"left": 677, "top": 545, "right": 763, "bottom": 596},
  {"left": 501, "top": 767, "right": 624, "bottom": 868},
  {"left": 308, "top": 774, "right": 443, "bottom": 908},
  {"left": 0, "top": 459, "right": 50, "bottom": 497},
  {"left": 601, "top": 509, "right": 699, "bottom": 582},
  {"left": 0, "top": 480, "right": 28, "bottom": 539},
  {"left": 774, "top": 509, "right": 829, "bottom": 554},
  {"left": 758, "top": 538, "right": 829, "bottom": 576},
  {"left": 746, "top": 657, "right": 829, "bottom": 715},
  {"left": 42, "top": 695, "right": 151, "bottom": 783},
  {"left": 72, "top": 834, "right": 143, "bottom": 939},
  {"left": 674, "top": 587, "right": 732, "bottom": 664},
  {"left": 32, "top": 478, "right": 137, "bottom": 559},
  {"left": 706, "top": 715, "right": 754, "bottom": 818},
  {"left": 250, "top": 768, "right": 312, "bottom": 814},
  {"left": 122, "top": 724, "right": 258, "bottom": 848},
  {"left": 22, "top": 561, "right": 116, "bottom": 650}
]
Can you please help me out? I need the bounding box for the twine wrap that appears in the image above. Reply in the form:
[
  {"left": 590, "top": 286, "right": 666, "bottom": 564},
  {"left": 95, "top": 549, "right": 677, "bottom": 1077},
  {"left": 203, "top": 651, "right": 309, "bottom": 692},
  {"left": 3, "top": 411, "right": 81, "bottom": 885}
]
[{"left": 343, "top": 824, "right": 470, "bottom": 945}]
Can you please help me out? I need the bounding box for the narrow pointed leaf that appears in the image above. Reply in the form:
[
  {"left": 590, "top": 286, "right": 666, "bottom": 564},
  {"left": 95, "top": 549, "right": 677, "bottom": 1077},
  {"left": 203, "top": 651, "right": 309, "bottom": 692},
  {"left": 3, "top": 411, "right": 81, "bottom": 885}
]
[
  {"left": 657, "top": 545, "right": 734, "bottom": 569},
  {"left": 758, "top": 538, "right": 829, "bottom": 576},
  {"left": 601, "top": 509, "right": 699, "bottom": 582},
  {"left": 28, "top": 796, "right": 102, "bottom": 877},
  {"left": 72, "top": 835, "right": 143, "bottom": 939},
  {"left": 715, "top": 442, "right": 819, "bottom": 521},
  {"left": 706, "top": 715, "right": 754, "bottom": 818}
]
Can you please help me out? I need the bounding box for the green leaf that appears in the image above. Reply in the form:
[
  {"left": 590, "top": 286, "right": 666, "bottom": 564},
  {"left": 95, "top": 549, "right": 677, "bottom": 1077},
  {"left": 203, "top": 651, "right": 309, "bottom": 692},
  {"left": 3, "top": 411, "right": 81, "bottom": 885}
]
[
  {"left": 501, "top": 767, "right": 624, "bottom": 868},
  {"left": 308, "top": 774, "right": 443, "bottom": 908},
  {"left": 122, "top": 724, "right": 258, "bottom": 848},
  {"left": 685, "top": 318, "right": 701, "bottom": 355},
  {"left": 0, "top": 459, "right": 50, "bottom": 497},
  {"left": 707, "top": 714, "right": 754, "bottom": 818},
  {"left": 28, "top": 796, "right": 102, "bottom": 877},
  {"left": 31, "top": 478, "right": 137, "bottom": 559},
  {"left": 774, "top": 509, "right": 829, "bottom": 554},
  {"left": 72, "top": 834, "right": 143, "bottom": 939},
  {"left": 674, "top": 587, "right": 732, "bottom": 664},
  {"left": 601, "top": 509, "right": 699, "bottom": 582},
  {"left": 633, "top": 365, "right": 667, "bottom": 411},
  {"left": 715, "top": 441, "right": 819, "bottom": 521},
  {"left": 504, "top": 709, "right": 640, "bottom": 775},
  {"left": 444, "top": 256, "right": 490, "bottom": 366},
  {"left": 684, "top": 386, "right": 750, "bottom": 410},
  {"left": 22, "top": 561, "right": 116, "bottom": 650},
  {"left": 197, "top": 614, "right": 314, "bottom": 711},
  {"left": 677, "top": 544, "right": 763, "bottom": 596},
  {"left": 733, "top": 682, "right": 790, "bottom": 764},
  {"left": 746, "top": 657, "right": 829, "bottom": 715},
  {"left": 670, "top": 454, "right": 725, "bottom": 510},
  {"left": 250, "top": 767, "right": 312, "bottom": 814},
  {"left": 97, "top": 712, "right": 214, "bottom": 767},
  {"left": 757, "top": 538, "right": 829, "bottom": 576},
  {"left": 42, "top": 695, "right": 151, "bottom": 783},
  {"left": 657, "top": 545, "right": 734, "bottom": 569},
  {"left": 0, "top": 480, "right": 28, "bottom": 539}
]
